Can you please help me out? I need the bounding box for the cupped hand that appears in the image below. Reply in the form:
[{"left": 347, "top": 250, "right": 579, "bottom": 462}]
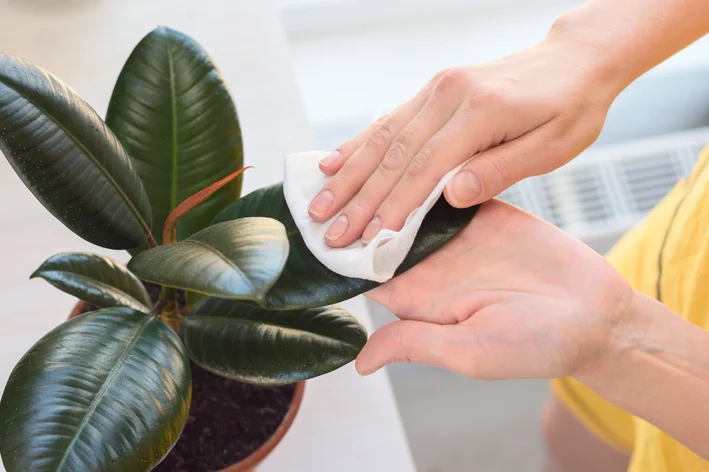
[
  {"left": 356, "top": 200, "right": 635, "bottom": 380},
  {"left": 309, "top": 38, "right": 618, "bottom": 248}
]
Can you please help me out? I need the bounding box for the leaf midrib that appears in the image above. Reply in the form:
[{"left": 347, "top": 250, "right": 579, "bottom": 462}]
[
  {"left": 167, "top": 47, "right": 179, "bottom": 217},
  {"left": 54, "top": 315, "right": 153, "bottom": 471},
  {"left": 0, "top": 75, "right": 153, "bottom": 239},
  {"left": 182, "top": 239, "right": 255, "bottom": 292},
  {"left": 34, "top": 270, "right": 150, "bottom": 312}
]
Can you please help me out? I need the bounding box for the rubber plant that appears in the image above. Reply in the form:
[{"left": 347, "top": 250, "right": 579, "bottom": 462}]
[{"left": 0, "top": 27, "right": 478, "bottom": 471}]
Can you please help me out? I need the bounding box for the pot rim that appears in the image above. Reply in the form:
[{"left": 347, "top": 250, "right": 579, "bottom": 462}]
[{"left": 69, "top": 300, "right": 305, "bottom": 472}]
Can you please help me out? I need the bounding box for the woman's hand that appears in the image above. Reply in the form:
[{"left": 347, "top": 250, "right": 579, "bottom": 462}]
[
  {"left": 308, "top": 37, "right": 619, "bottom": 248},
  {"left": 356, "top": 200, "right": 636, "bottom": 380},
  {"left": 356, "top": 200, "right": 709, "bottom": 460}
]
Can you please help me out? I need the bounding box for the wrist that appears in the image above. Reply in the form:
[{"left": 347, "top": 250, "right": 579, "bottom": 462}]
[
  {"left": 573, "top": 289, "right": 655, "bottom": 393},
  {"left": 573, "top": 289, "right": 691, "bottom": 406},
  {"left": 571, "top": 289, "right": 709, "bottom": 459},
  {"left": 543, "top": 6, "right": 638, "bottom": 104}
]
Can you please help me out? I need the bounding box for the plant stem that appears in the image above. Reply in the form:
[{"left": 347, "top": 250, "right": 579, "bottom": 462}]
[
  {"left": 157, "top": 286, "right": 181, "bottom": 332},
  {"left": 160, "top": 305, "right": 181, "bottom": 332}
]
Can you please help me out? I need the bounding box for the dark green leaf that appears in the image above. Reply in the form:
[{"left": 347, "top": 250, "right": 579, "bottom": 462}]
[
  {"left": 181, "top": 297, "right": 367, "bottom": 385},
  {"left": 31, "top": 252, "right": 152, "bottom": 312},
  {"left": 0, "top": 53, "right": 153, "bottom": 249},
  {"left": 213, "top": 183, "right": 479, "bottom": 309},
  {"left": 0, "top": 309, "right": 191, "bottom": 472},
  {"left": 107, "top": 26, "right": 243, "bottom": 247},
  {"left": 128, "top": 217, "right": 289, "bottom": 302}
]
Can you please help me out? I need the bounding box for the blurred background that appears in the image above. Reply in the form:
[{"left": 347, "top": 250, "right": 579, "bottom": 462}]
[{"left": 2, "top": 0, "right": 709, "bottom": 471}]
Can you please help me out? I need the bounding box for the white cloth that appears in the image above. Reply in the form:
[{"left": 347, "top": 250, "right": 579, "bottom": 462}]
[{"left": 283, "top": 150, "right": 463, "bottom": 283}]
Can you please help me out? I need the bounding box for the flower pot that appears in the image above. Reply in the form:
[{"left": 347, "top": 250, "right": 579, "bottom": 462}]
[{"left": 69, "top": 301, "right": 305, "bottom": 472}]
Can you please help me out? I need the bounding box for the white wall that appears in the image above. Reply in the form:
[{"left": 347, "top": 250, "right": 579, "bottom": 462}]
[{"left": 283, "top": 0, "right": 709, "bottom": 142}]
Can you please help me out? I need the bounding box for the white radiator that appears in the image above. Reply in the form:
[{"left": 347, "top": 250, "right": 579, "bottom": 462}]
[{"left": 501, "top": 127, "right": 709, "bottom": 252}]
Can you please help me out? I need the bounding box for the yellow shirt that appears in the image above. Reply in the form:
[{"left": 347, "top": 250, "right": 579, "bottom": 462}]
[{"left": 551, "top": 145, "right": 709, "bottom": 471}]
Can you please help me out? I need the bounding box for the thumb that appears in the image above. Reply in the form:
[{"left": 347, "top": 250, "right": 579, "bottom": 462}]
[
  {"left": 355, "top": 320, "right": 454, "bottom": 376},
  {"left": 444, "top": 124, "right": 558, "bottom": 208}
]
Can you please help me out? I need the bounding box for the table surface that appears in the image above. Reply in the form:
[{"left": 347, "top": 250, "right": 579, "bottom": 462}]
[{"left": 0, "top": 1, "right": 415, "bottom": 470}]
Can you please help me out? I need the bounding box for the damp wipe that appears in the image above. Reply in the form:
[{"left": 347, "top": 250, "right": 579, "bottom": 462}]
[{"left": 283, "top": 151, "right": 464, "bottom": 283}]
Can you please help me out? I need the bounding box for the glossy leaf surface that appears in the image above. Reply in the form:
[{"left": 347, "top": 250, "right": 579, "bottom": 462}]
[
  {"left": 128, "top": 217, "right": 289, "bottom": 302},
  {"left": 0, "top": 53, "right": 152, "bottom": 249},
  {"left": 213, "top": 183, "right": 479, "bottom": 309},
  {"left": 0, "top": 309, "right": 191, "bottom": 472},
  {"left": 182, "top": 297, "right": 367, "bottom": 385},
  {"left": 31, "top": 252, "right": 152, "bottom": 312},
  {"left": 107, "top": 26, "right": 243, "bottom": 246}
]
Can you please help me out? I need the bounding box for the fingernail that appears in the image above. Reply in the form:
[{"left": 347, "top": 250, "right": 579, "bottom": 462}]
[
  {"left": 325, "top": 214, "right": 349, "bottom": 240},
  {"left": 319, "top": 150, "right": 340, "bottom": 168},
  {"left": 309, "top": 190, "right": 334, "bottom": 218},
  {"left": 361, "top": 216, "right": 382, "bottom": 244},
  {"left": 451, "top": 170, "right": 482, "bottom": 204}
]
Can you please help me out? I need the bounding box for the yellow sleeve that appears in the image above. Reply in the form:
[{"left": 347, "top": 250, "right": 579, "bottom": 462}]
[
  {"left": 551, "top": 377, "right": 635, "bottom": 452},
  {"left": 552, "top": 145, "right": 709, "bottom": 471},
  {"left": 549, "top": 151, "right": 697, "bottom": 453}
]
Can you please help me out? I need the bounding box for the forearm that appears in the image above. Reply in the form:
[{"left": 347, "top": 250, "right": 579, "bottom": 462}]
[
  {"left": 578, "top": 290, "right": 709, "bottom": 459},
  {"left": 547, "top": 0, "right": 709, "bottom": 98}
]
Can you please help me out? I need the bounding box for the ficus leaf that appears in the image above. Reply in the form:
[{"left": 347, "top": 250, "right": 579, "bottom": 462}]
[
  {"left": 107, "top": 26, "right": 243, "bottom": 248},
  {"left": 181, "top": 297, "right": 367, "bottom": 385},
  {"left": 0, "top": 53, "right": 153, "bottom": 249},
  {"left": 0, "top": 309, "right": 191, "bottom": 472},
  {"left": 31, "top": 252, "right": 152, "bottom": 312},
  {"left": 128, "top": 217, "right": 289, "bottom": 302}
]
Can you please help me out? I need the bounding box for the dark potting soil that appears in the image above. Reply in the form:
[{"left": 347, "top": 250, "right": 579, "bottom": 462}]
[
  {"left": 154, "top": 364, "right": 296, "bottom": 472},
  {"left": 81, "top": 282, "right": 297, "bottom": 471}
]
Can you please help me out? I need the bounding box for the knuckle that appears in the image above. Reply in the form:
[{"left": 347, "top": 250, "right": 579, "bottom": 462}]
[
  {"left": 435, "top": 67, "right": 467, "bottom": 95},
  {"left": 393, "top": 325, "right": 412, "bottom": 364},
  {"left": 329, "top": 172, "right": 353, "bottom": 194},
  {"left": 406, "top": 146, "right": 435, "bottom": 179},
  {"left": 380, "top": 141, "right": 409, "bottom": 173},
  {"left": 430, "top": 67, "right": 452, "bottom": 84},
  {"left": 376, "top": 193, "right": 400, "bottom": 218},
  {"left": 347, "top": 196, "right": 373, "bottom": 217},
  {"left": 371, "top": 110, "right": 393, "bottom": 127},
  {"left": 423, "top": 68, "right": 451, "bottom": 95},
  {"left": 484, "top": 150, "right": 513, "bottom": 184},
  {"left": 434, "top": 67, "right": 452, "bottom": 80},
  {"left": 366, "top": 121, "right": 394, "bottom": 150},
  {"left": 366, "top": 119, "right": 382, "bottom": 132}
]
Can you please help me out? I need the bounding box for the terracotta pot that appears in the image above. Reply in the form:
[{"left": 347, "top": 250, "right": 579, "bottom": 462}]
[{"left": 69, "top": 301, "right": 305, "bottom": 472}]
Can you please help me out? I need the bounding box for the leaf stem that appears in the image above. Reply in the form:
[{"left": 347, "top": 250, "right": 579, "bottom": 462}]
[
  {"left": 151, "top": 298, "right": 166, "bottom": 316},
  {"left": 162, "top": 167, "right": 251, "bottom": 245},
  {"left": 146, "top": 233, "right": 159, "bottom": 248},
  {"left": 160, "top": 286, "right": 176, "bottom": 305}
]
